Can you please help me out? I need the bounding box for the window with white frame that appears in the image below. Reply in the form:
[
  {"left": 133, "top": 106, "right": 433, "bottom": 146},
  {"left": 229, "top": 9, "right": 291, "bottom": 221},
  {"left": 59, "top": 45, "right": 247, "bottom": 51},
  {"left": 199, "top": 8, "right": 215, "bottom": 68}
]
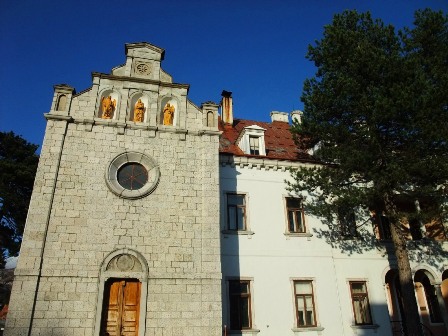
[
  {"left": 249, "top": 136, "right": 260, "bottom": 155},
  {"left": 237, "top": 125, "right": 266, "bottom": 156},
  {"left": 293, "top": 280, "right": 317, "bottom": 327}
]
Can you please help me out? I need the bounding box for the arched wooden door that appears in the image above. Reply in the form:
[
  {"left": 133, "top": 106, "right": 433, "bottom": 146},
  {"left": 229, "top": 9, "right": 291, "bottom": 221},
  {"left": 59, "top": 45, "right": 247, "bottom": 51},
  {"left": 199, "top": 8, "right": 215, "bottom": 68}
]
[{"left": 101, "top": 279, "right": 141, "bottom": 336}]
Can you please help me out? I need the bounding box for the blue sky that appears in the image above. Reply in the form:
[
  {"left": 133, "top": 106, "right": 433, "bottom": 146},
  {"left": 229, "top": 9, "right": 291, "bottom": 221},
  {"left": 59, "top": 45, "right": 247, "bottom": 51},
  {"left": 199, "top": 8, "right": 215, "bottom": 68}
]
[{"left": 0, "top": 0, "right": 446, "bottom": 150}]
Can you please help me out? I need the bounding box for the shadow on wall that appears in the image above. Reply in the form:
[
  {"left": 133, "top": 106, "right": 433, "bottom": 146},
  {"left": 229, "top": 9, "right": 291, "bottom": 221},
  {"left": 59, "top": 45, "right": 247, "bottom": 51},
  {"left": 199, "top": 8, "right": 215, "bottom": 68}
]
[
  {"left": 312, "top": 210, "right": 448, "bottom": 270},
  {"left": 312, "top": 216, "right": 448, "bottom": 336},
  {"left": 219, "top": 162, "right": 242, "bottom": 334},
  {"left": 219, "top": 167, "right": 448, "bottom": 335},
  {"left": 353, "top": 303, "right": 441, "bottom": 336}
]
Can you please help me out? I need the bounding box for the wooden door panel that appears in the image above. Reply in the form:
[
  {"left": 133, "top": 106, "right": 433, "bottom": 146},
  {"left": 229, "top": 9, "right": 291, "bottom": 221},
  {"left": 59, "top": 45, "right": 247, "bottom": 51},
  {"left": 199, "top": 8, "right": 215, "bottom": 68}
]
[
  {"left": 101, "top": 279, "right": 140, "bottom": 336},
  {"left": 104, "top": 281, "right": 123, "bottom": 336},
  {"left": 124, "top": 281, "right": 139, "bottom": 304},
  {"left": 122, "top": 281, "right": 140, "bottom": 336}
]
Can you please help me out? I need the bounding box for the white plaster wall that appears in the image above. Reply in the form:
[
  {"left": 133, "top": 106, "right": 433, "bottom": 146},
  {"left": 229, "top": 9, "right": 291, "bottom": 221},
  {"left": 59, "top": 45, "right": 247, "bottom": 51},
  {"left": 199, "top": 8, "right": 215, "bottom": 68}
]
[{"left": 220, "top": 163, "right": 396, "bottom": 336}]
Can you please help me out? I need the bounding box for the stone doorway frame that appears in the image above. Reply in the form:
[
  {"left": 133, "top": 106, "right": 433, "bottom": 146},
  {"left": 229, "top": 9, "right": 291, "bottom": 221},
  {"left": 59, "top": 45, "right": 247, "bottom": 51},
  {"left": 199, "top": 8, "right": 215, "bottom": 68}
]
[{"left": 94, "top": 248, "right": 148, "bottom": 336}]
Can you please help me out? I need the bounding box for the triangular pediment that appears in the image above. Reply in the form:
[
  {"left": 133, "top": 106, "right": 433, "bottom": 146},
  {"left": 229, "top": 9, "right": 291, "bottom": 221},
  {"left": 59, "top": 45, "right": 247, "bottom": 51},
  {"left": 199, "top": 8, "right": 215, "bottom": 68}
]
[
  {"left": 244, "top": 125, "right": 266, "bottom": 132},
  {"left": 125, "top": 42, "right": 165, "bottom": 60},
  {"left": 110, "top": 41, "right": 171, "bottom": 82}
]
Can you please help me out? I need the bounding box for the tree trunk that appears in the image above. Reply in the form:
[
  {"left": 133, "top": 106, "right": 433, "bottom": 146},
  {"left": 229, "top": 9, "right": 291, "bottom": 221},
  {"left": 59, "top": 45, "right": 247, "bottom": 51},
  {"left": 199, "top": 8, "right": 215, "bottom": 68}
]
[{"left": 385, "top": 194, "right": 424, "bottom": 336}]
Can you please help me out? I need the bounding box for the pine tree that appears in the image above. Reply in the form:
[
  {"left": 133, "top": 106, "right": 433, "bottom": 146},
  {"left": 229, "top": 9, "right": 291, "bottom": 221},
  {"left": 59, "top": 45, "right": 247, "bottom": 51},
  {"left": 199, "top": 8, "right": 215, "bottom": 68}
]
[
  {"left": 289, "top": 9, "right": 448, "bottom": 336},
  {"left": 0, "top": 132, "right": 39, "bottom": 268}
]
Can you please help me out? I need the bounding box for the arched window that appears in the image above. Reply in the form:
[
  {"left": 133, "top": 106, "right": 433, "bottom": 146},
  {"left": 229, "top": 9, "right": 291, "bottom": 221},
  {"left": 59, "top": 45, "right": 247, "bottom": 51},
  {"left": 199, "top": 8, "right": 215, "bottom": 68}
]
[
  {"left": 207, "top": 111, "right": 214, "bottom": 127},
  {"left": 56, "top": 94, "right": 67, "bottom": 111},
  {"left": 385, "top": 269, "right": 405, "bottom": 330},
  {"left": 415, "top": 270, "right": 443, "bottom": 323},
  {"left": 442, "top": 270, "right": 448, "bottom": 314}
]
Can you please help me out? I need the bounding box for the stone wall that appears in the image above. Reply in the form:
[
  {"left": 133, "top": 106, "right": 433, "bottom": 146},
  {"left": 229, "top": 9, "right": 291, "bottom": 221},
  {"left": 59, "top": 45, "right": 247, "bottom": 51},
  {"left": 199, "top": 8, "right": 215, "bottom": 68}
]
[{"left": 6, "top": 43, "right": 222, "bottom": 336}]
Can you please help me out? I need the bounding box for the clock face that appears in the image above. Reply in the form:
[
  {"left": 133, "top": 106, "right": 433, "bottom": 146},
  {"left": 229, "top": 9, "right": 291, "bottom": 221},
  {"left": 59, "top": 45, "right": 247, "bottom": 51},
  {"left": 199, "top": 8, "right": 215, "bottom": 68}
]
[{"left": 106, "top": 152, "right": 160, "bottom": 199}]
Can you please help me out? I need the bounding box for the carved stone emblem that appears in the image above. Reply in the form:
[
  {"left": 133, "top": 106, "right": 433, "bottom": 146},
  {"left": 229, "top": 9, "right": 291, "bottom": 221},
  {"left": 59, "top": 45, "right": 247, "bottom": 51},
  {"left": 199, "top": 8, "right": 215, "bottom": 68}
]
[
  {"left": 116, "top": 254, "right": 135, "bottom": 271},
  {"left": 106, "top": 254, "right": 142, "bottom": 272},
  {"left": 135, "top": 62, "right": 152, "bottom": 75}
]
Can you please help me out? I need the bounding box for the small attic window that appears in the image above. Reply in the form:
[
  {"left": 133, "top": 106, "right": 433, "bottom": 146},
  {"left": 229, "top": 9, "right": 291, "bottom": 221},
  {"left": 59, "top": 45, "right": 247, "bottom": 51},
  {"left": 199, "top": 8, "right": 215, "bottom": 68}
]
[
  {"left": 249, "top": 136, "right": 260, "bottom": 155},
  {"left": 56, "top": 94, "right": 67, "bottom": 111},
  {"left": 237, "top": 125, "right": 266, "bottom": 156}
]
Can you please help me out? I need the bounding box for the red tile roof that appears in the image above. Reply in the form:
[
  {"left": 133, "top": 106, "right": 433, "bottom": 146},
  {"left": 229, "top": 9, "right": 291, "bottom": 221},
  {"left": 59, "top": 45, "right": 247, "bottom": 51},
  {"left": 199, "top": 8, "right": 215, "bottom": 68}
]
[{"left": 218, "top": 118, "right": 315, "bottom": 162}]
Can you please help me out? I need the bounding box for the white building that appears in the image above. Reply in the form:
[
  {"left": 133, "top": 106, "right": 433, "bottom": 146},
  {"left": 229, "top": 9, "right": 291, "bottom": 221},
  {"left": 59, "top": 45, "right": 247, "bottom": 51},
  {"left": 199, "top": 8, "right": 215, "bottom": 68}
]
[
  {"left": 218, "top": 94, "right": 448, "bottom": 336},
  {"left": 5, "top": 42, "right": 448, "bottom": 336}
]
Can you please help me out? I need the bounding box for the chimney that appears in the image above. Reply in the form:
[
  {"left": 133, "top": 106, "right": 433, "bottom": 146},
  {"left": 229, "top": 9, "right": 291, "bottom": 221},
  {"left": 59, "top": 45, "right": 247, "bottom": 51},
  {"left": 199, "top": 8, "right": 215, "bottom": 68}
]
[
  {"left": 291, "top": 110, "right": 303, "bottom": 124},
  {"left": 270, "top": 111, "right": 289, "bottom": 123},
  {"left": 221, "top": 90, "right": 233, "bottom": 125}
]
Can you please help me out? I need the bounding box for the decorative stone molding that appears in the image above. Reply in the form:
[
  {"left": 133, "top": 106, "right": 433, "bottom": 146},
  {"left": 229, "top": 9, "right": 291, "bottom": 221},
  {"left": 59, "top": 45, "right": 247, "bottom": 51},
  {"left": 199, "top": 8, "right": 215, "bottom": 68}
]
[
  {"left": 350, "top": 324, "right": 379, "bottom": 330},
  {"left": 106, "top": 254, "right": 142, "bottom": 272},
  {"left": 292, "top": 326, "right": 325, "bottom": 334},
  {"left": 105, "top": 151, "right": 160, "bottom": 199},
  {"left": 222, "top": 230, "right": 255, "bottom": 236},
  {"left": 219, "top": 155, "right": 318, "bottom": 170},
  {"left": 134, "top": 61, "right": 153, "bottom": 76},
  {"left": 44, "top": 113, "right": 73, "bottom": 121}
]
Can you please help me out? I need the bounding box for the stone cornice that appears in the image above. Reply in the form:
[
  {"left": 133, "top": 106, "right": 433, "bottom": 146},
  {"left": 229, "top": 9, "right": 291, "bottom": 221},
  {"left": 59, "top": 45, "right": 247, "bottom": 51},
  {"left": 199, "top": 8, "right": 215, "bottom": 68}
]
[
  {"left": 91, "top": 72, "right": 189, "bottom": 90},
  {"left": 44, "top": 114, "right": 221, "bottom": 137},
  {"left": 125, "top": 42, "right": 165, "bottom": 59},
  {"left": 15, "top": 268, "right": 221, "bottom": 279},
  {"left": 44, "top": 113, "right": 73, "bottom": 121},
  {"left": 219, "top": 154, "right": 320, "bottom": 170}
]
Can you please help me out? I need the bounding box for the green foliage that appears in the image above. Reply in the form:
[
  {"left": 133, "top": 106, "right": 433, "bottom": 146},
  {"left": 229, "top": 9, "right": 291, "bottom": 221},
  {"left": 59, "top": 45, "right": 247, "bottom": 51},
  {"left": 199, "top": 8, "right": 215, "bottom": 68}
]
[
  {"left": 0, "top": 132, "right": 39, "bottom": 268},
  {"left": 290, "top": 9, "right": 448, "bottom": 335},
  {"left": 290, "top": 9, "right": 448, "bottom": 222}
]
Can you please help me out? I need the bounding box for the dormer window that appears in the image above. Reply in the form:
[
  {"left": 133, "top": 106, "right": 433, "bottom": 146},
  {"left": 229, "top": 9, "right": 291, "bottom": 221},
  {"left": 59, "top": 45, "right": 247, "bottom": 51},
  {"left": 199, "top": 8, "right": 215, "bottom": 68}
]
[
  {"left": 249, "top": 136, "right": 260, "bottom": 155},
  {"left": 237, "top": 125, "right": 266, "bottom": 156}
]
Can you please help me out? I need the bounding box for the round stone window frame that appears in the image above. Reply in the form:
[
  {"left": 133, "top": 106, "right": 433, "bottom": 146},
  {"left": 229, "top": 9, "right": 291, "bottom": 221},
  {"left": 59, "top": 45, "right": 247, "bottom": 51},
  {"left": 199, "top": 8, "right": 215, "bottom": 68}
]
[{"left": 106, "top": 151, "right": 160, "bottom": 199}]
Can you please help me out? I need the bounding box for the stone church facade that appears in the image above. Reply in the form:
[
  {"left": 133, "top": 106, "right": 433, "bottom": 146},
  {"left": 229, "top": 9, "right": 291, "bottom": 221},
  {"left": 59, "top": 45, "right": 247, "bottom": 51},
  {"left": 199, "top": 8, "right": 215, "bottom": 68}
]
[{"left": 5, "top": 42, "right": 222, "bottom": 336}]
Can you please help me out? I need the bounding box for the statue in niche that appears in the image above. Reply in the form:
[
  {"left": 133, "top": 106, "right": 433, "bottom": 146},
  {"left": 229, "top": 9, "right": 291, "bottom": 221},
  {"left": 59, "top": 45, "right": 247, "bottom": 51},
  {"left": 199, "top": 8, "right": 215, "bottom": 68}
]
[
  {"left": 101, "top": 95, "right": 116, "bottom": 119},
  {"left": 163, "top": 103, "right": 175, "bottom": 125},
  {"left": 133, "top": 99, "right": 145, "bottom": 122}
]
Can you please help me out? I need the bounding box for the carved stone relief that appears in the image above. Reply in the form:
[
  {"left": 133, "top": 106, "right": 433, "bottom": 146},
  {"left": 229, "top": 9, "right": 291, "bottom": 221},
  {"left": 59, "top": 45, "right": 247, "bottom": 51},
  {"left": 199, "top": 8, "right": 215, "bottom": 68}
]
[
  {"left": 134, "top": 62, "right": 152, "bottom": 76},
  {"left": 106, "top": 254, "right": 142, "bottom": 272}
]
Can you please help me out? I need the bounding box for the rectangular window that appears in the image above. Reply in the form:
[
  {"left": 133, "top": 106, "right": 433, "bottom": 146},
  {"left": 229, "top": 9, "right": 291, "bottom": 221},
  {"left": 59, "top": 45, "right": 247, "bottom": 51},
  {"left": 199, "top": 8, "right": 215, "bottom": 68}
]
[
  {"left": 350, "top": 281, "right": 373, "bottom": 325},
  {"left": 229, "top": 280, "right": 252, "bottom": 330},
  {"left": 227, "top": 194, "right": 246, "bottom": 231},
  {"left": 249, "top": 136, "right": 260, "bottom": 155},
  {"left": 409, "top": 218, "right": 423, "bottom": 240},
  {"left": 377, "top": 214, "right": 392, "bottom": 240},
  {"left": 286, "top": 198, "right": 306, "bottom": 233},
  {"left": 338, "top": 207, "right": 357, "bottom": 237},
  {"left": 294, "top": 280, "right": 317, "bottom": 327}
]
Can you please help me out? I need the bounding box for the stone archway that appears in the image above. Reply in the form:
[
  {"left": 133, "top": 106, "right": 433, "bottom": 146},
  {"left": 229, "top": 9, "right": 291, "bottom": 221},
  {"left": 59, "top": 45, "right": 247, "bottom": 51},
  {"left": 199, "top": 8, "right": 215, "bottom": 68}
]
[
  {"left": 384, "top": 269, "right": 406, "bottom": 334},
  {"left": 414, "top": 269, "right": 443, "bottom": 325},
  {"left": 439, "top": 269, "right": 448, "bottom": 334},
  {"left": 94, "top": 250, "right": 148, "bottom": 336}
]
